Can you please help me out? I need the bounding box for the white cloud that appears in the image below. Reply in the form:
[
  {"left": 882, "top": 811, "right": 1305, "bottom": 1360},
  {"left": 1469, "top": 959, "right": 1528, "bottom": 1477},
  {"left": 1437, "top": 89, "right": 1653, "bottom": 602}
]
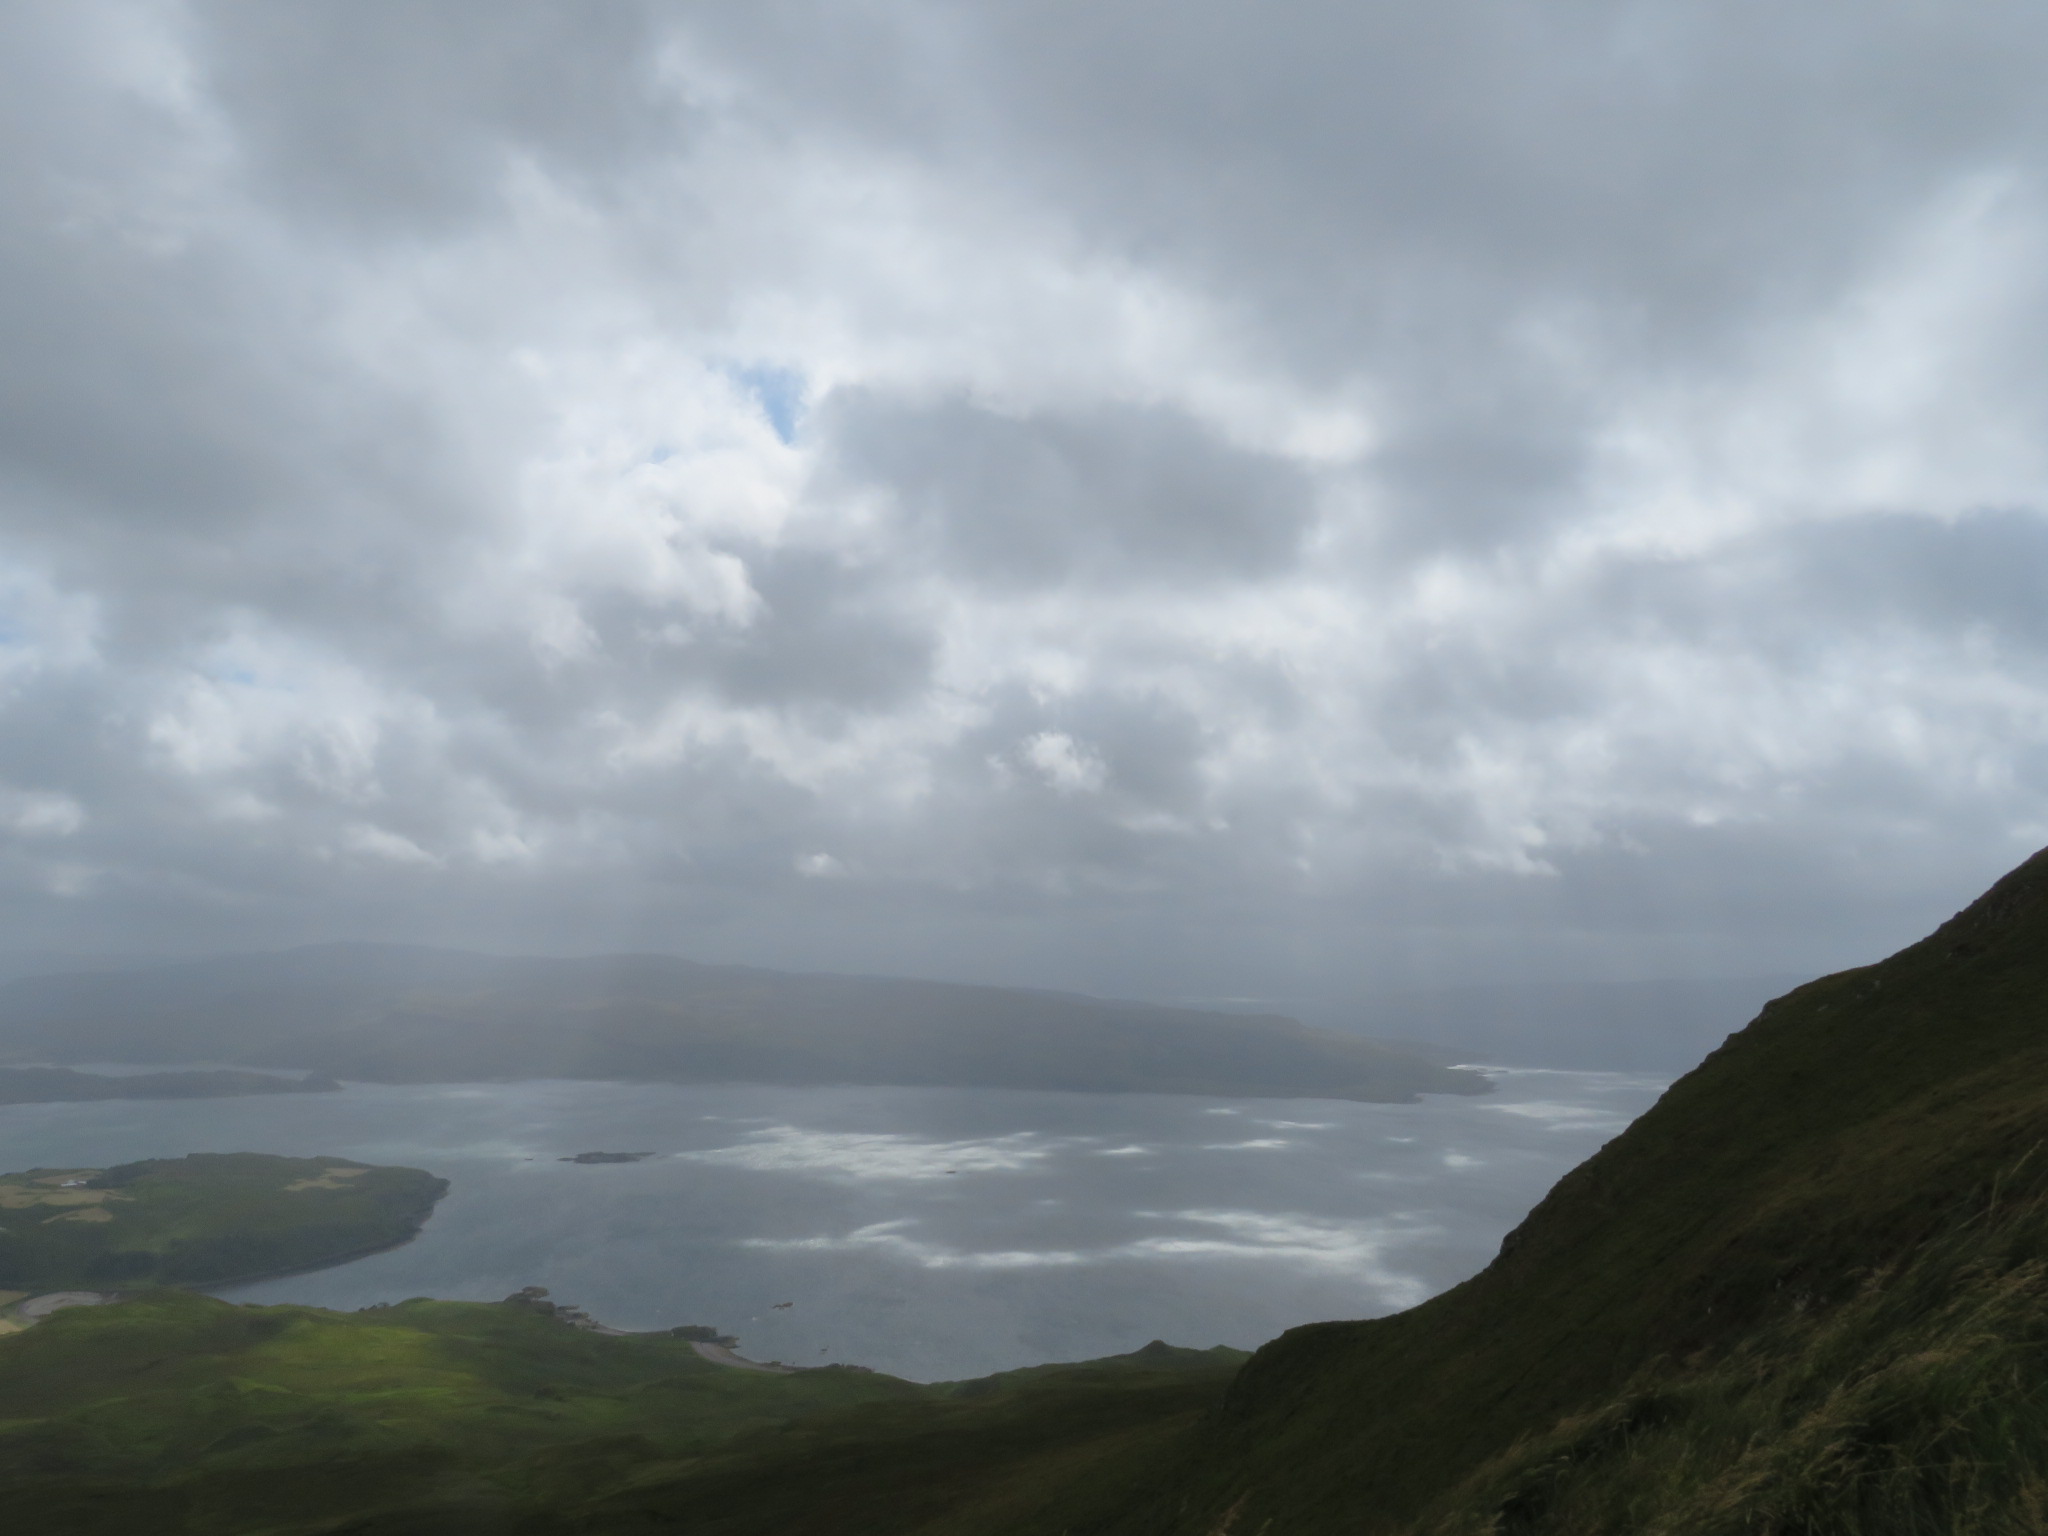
[
  {"left": 340, "top": 824, "right": 441, "bottom": 867},
  {"left": 0, "top": 791, "right": 84, "bottom": 838},
  {"left": 1022, "top": 731, "right": 1107, "bottom": 795}
]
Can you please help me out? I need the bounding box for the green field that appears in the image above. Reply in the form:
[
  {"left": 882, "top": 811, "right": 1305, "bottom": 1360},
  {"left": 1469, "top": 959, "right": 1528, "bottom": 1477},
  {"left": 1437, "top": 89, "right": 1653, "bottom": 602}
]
[{"left": 0, "top": 1153, "right": 447, "bottom": 1291}]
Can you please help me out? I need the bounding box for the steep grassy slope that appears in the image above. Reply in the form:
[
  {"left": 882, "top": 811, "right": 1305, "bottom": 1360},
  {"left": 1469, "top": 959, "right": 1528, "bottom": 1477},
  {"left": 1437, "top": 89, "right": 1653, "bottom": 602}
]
[
  {"left": 0, "top": 1153, "right": 446, "bottom": 1290},
  {"left": 549, "top": 1347, "right": 1244, "bottom": 1536},
  {"left": 1117, "top": 847, "right": 2048, "bottom": 1534},
  {"left": 0, "top": 945, "right": 1482, "bottom": 1103},
  {"left": 1411, "top": 1191, "right": 2048, "bottom": 1534},
  {"left": 0, "top": 1289, "right": 1242, "bottom": 1535}
]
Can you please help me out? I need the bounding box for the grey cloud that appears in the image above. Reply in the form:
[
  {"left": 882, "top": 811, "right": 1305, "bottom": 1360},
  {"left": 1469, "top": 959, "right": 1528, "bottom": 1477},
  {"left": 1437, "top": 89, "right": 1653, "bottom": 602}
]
[
  {"left": 953, "top": 683, "right": 1212, "bottom": 820},
  {"left": 555, "top": 550, "right": 935, "bottom": 713},
  {"left": 1536, "top": 510, "right": 2048, "bottom": 679},
  {"left": 711, "top": 551, "right": 934, "bottom": 709},
  {"left": 1776, "top": 510, "right": 2048, "bottom": 653},
  {"left": 1367, "top": 409, "right": 1592, "bottom": 555},
  {"left": 693, "top": 4, "right": 2048, "bottom": 566},
  {"left": 688, "top": 3, "right": 2048, "bottom": 349},
  {"left": 821, "top": 390, "right": 1317, "bottom": 586},
  {"left": 188, "top": 0, "right": 683, "bottom": 234},
  {"left": 0, "top": 40, "right": 486, "bottom": 661}
]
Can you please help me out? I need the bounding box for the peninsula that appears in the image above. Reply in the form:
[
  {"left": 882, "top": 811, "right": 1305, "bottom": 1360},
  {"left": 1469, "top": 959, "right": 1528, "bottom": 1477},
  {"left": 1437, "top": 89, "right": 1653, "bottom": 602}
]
[{"left": 0, "top": 1152, "right": 447, "bottom": 1291}]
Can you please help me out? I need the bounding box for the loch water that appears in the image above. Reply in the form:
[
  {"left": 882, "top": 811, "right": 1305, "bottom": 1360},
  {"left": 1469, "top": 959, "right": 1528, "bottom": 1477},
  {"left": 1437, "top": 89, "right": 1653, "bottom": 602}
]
[{"left": 0, "top": 1068, "right": 1663, "bottom": 1380}]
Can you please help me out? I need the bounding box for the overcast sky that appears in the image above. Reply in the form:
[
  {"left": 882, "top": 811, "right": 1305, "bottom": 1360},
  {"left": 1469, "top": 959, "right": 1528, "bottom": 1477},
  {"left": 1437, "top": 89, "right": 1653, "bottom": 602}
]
[{"left": 1, "top": 1, "right": 2045, "bottom": 1019}]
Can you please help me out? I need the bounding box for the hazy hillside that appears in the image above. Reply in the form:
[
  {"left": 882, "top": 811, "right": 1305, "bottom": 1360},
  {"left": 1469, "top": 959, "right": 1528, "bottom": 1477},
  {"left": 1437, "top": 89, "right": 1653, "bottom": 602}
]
[
  {"left": 0, "top": 945, "right": 1483, "bottom": 1103},
  {"left": 0, "top": 1291, "right": 1244, "bottom": 1535}
]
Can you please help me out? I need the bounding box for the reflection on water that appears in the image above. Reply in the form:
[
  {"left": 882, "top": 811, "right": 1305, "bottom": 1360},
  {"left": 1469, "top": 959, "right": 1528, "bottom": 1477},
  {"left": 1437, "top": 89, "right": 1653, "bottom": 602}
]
[{"left": 0, "top": 1067, "right": 1664, "bottom": 1380}]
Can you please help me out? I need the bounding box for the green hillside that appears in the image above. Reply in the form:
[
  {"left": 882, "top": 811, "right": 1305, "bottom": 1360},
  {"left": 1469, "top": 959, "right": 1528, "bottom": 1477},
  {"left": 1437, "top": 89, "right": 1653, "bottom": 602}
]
[
  {"left": 0, "top": 1153, "right": 446, "bottom": 1290},
  {"left": 0, "top": 1289, "right": 1242, "bottom": 1535}
]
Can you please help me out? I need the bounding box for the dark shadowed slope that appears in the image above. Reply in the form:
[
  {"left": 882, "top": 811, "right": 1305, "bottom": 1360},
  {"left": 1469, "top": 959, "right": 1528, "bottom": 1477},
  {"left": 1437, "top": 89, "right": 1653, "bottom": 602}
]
[
  {"left": 0, "top": 945, "right": 1482, "bottom": 1103},
  {"left": 0, "top": 1291, "right": 1243, "bottom": 1536}
]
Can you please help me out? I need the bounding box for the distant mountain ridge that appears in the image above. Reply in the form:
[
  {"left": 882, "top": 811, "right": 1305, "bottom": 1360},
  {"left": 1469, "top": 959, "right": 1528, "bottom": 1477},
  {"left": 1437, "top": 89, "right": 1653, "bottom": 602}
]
[{"left": 0, "top": 943, "right": 1483, "bottom": 1103}]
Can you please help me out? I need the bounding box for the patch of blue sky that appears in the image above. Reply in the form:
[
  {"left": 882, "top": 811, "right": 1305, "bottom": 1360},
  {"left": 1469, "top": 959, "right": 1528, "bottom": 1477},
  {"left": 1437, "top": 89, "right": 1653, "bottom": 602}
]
[{"left": 725, "top": 363, "right": 807, "bottom": 443}]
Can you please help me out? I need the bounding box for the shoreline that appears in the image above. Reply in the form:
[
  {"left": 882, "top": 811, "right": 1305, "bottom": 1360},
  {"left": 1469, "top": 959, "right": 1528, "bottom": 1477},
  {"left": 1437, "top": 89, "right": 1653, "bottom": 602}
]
[
  {"left": 4, "top": 1217, "right": 438, "bottom": 1305},
  {"left": 687, "top": 1339, "right": 798, "bottom": 1374},
  {"left": 199, "top": 1226, "right": 434, "bottom": 1294}
]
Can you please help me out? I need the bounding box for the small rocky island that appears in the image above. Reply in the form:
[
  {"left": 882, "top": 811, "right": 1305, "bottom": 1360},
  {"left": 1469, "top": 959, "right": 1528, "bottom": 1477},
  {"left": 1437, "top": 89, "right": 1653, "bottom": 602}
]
[{"left": 0, "top": 1152, "right": 447, "bottom": 1291}]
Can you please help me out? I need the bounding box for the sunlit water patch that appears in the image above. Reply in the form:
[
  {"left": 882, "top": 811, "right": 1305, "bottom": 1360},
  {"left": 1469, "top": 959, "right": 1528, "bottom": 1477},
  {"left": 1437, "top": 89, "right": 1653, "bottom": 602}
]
[{"left": 0, "top": 1068, "right": 1664, "bottom": 1379}]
